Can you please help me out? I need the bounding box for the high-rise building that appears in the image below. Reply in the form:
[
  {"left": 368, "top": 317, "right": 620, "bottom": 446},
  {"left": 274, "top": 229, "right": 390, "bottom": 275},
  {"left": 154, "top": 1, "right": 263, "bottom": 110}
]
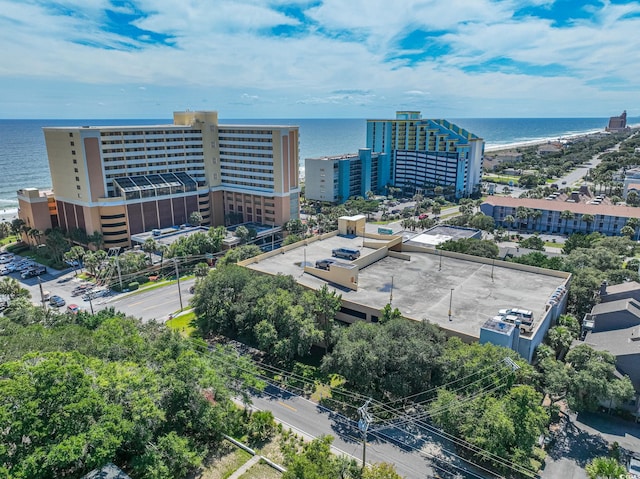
[
  {"left": 22, "top": 111, "right": 299, "bottom": 248},
  {"left": 606, "top": 110, "right": 629, "bottom": 132},
  {"left": 367, "top": 111, "right": 484, "bottom": 198},
  {"left": 304, "top": 111, "right": 484, "bottom": 205},
  {"left": 304, "top": 149, "right": 388, "bottom": 203}
]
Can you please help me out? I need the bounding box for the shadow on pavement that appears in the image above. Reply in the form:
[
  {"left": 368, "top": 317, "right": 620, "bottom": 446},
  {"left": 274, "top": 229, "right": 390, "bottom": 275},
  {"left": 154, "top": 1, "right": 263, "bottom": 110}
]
[
  {"left": 576, "top": 411, "right": 640, "bottom": 445},
  {"left": 545, "top": 416, "right": 608, "bottom": 467}
]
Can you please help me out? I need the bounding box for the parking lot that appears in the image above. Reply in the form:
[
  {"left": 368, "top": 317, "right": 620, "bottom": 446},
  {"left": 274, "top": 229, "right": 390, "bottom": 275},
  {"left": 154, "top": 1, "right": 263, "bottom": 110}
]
[{"left": 0, "top": 251, "right": 104, "bottom": 313}]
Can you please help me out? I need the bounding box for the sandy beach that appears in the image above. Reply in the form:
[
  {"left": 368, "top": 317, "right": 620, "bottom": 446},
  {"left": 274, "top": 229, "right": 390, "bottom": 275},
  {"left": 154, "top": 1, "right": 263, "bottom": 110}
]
[
  {"left": 484, "top": 129, "right": 608, "bottom": 153},
  {"left": 0, "top": 208, "right": 19, "bottom": 224}
]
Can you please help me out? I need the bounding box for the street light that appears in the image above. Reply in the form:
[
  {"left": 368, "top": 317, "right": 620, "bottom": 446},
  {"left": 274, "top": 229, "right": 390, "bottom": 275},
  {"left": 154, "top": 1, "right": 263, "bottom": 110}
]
[{"left": 448, "top": 288, "right": 454, "bottom": 321}]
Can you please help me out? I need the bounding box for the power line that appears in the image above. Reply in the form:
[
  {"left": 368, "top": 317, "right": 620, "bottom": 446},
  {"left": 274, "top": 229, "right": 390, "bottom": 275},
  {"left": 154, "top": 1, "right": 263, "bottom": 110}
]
[
  {"left": 186, "top": 340, "right": 493, "bottom": 479},
  {"left": 186, "top": 339, "right": 529, "bottom": 478}
]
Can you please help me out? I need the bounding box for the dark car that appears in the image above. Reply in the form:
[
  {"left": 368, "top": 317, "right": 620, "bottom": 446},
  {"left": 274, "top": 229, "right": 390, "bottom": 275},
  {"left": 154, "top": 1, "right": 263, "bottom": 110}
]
[
  {"left": 20, "top": 266, "right": 46, "bottom": 279},
  {"left": 315, "top": 258, "right": 336, "bottom": 270},
  {"left": 49, "top": 295, "right": 66, "bottom": 307},
  {"left": 331, "top": 247, "right": 360, "bottom": 260}
]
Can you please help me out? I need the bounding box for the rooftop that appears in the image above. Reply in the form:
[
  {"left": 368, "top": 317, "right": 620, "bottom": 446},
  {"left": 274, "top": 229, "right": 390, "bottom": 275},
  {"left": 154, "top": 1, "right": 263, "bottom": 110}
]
[
  {"left": 246, "top": 234, "right": 566, "bottom": 339},
  {"left": 131, "top": 225, "right": 210, "bottom": 247},
  {"left": 404, "top": 225, "right": 480, "bottom": 248},
  {"left": 483, "top": 195, "right": 640, "bottom": 218}
]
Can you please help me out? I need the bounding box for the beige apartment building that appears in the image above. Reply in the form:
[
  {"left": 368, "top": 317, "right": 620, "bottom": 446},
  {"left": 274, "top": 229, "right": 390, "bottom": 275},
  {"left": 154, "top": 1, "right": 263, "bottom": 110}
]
[{"left": 19, "top": 111, "right": 300, "bottom": 248}]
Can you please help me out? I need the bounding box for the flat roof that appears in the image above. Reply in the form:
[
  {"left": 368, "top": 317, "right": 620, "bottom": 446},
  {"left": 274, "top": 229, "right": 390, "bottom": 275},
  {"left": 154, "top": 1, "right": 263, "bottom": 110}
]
[
  {"left": 246, "top": 234, "right": 565, "bottom": 339},
  {"left": 405, "top": 225, "right": 479, "bottom": 247},
  {"left": 131, "top": 226, "right": 210, "bottom": 246}
]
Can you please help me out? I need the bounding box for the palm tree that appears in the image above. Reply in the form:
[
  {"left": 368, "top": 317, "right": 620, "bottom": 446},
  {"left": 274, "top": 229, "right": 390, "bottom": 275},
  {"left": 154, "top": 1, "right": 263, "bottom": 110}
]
[
  {"left": 0, "top": 222, "right": 11, "bottom": 240},
  {"left": 621, "top": 225, "right": 635, "bottom": 239},
  {"left": 194, "top": 262, "right": 210, "bottom": 280},
  {"left": 515, "top": 206, "right": 529, "bottom": 231},
  {"left": 530, "top": 209, "right": 543, "bottom": 232},
  {"left": 88, "top": 231, "right": 104, "bottom": 250},
  {"left": 581, "top": 213, "right": 594, "bottom": 234},
  {"left": 10, "top": 218, "right": 25, "bottom": 237},
  {"left": 585, "top": 456, "right": 629, "bottom": 479},
  {"left": 560, "top": 210, "right": 574, "bottom": 235},
  {"left": 504, "top": 215, "right": 515, "bottom": 237},
  {"left": 626, "top": 217, "right": 640, "bottom": 240},
  {"left": 142, "top": 237, "right": 158, "bottom": 264},
  {"left": 189, "top": 211, "right": 203, "bottom": 226}
]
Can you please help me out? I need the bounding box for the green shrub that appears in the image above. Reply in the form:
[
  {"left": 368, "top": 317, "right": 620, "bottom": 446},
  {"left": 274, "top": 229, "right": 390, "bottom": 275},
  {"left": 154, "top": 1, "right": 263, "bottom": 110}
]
[
  {"left": 128, "top": 282, "right": 139, "bottom": 291},
  {"left": 6, "top": 242, "right": 28, "bottom": 254}
]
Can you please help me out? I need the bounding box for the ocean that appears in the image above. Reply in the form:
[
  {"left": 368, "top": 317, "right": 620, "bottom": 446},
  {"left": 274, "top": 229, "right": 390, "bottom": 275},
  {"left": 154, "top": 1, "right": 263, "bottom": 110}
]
[{"left": 1, "top": 116, "right": 638, "bottom": 212}]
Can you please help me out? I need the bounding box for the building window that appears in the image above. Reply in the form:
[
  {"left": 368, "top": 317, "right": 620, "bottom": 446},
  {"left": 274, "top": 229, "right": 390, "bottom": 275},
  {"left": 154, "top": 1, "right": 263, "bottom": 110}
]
[
  {"left": 75, "top": 176, "right": 80, "bottom": 182},
  {"left": 70, "top": 141, "right": 75, "bottom": 146},
  {"left": 76, "top": 185, "right": 81, "bottom": 190},
  {"left": 73, "top": 159, "right": 77, "bottom": 164},
  {"left": 69, "top": 132, "right": 73, "bottom": 137},
  {"left": 71, "top": 150, "right": 76, "bottom": 155},
  {"left": 74, "top": 168, "right": 78, "bottom": 173}
]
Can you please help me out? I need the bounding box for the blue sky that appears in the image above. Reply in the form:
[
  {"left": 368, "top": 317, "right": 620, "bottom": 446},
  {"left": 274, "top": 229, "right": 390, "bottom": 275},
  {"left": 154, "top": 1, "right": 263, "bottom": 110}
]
[{"left": 1, "top": 0, "right": 639, "bottom": 118}]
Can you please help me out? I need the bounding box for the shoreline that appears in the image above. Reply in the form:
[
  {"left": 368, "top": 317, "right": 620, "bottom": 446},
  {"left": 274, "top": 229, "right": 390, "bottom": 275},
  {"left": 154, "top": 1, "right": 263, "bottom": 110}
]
[{"left": 1, "top": 208, "right": 18, "bottom": 224}]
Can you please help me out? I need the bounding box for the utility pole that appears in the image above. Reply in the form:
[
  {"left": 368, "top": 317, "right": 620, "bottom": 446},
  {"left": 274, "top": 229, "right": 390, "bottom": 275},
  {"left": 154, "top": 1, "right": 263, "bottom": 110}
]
[
  {"left": 38, "top": 276, "right": 46, "bottom": 310},
  {"left": 88, "top": 295, "right": 94, "bottom": 315},
  {"left": 357, "top": 398, "right": 372, "bottom": 470},
  {"left": 389, "top": 275, "right": 394, "bottom": 306},
  {"left": 448, "top": 288, "right": 454, "bottom": 321},
  {"left": 173, "top": 258, "right": 183, "bottom": 310},
  {"left": 439, "top": 249, "right": 442, "bottom": 271},
  {"left": 115, "top": 255, "right": 123, "bottom": 291}
]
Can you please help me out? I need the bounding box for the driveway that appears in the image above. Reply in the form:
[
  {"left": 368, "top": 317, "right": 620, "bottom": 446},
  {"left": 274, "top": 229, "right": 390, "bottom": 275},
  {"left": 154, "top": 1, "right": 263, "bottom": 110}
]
[
  {"left": 541, "top": 416, "right": 607, "bottom": 479},
  {"left": 540, "top": 411, "right": 640, "bottom": 479}
]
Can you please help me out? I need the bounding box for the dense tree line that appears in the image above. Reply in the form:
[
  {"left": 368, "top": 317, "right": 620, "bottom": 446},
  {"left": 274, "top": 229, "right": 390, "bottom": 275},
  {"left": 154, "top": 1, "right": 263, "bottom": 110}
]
[
  {"left": 192, "top": 265, "right": 341, "bottom": 362},
  {"left": 535, "top": 315, "right": 635, "bottom": 414},
  {"left": 509, "top": 233, "right": 638, "bottom": 317},
  {"left": 437, "top": 237, "right": 500, "bottom": 259},
  {"left": 0, "top": 306, "right": 263, "bottom": 478}
]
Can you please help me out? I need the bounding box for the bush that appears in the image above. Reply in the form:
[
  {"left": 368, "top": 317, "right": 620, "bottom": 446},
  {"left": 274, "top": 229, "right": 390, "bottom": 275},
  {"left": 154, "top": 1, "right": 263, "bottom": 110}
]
[
  {"left": 6, "top": 242, "right": 28, "bottom": 254},
  {"left": 128, "top": 282, "right": 139, "bottom": 291}
]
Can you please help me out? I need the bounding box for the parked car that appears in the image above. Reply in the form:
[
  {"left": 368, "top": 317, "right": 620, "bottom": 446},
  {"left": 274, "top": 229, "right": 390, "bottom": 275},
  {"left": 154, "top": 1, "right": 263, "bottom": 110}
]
[
  {"left": 0, "top": 254, "right": 14, "bottom": 264},
  {"left": 331, "top": 247, "right": 361, "bottom": 260},
  {"left": 418, "top": 213, "right": 429, "bottom": 220},
  {"left": 42, "top": 291, "right": 51, "bottom": 301},
  {"left": 315, "top": 258, "right": 336, "bottom": 270},
  {"left": 66, "top": 304, "right": 80, "bottom": 314},
  {"left": 49, "top": 295, "right": 66, "bottom": 307},
  {"left": 20, "top": 266, "right": 46, "bottom": 279}
]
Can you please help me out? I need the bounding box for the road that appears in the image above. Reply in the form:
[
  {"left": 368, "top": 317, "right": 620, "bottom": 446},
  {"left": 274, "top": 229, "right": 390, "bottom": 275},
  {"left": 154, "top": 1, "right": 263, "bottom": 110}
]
[
  {"left": 556, "top": 142, "right": 619, "bottom": 187},
  {"left": 16, "top": 264, "right": 195, "bottom": 321},
  {"left": 249, "top": 383, "right": 498, "bottom": 479}
]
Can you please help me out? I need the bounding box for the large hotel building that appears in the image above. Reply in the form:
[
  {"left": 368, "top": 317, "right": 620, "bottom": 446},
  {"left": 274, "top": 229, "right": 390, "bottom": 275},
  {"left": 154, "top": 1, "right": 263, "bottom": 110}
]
[
  {"left": 18, "top": 111, "right": 300, "bottom": 248},
  {"left": 305, "top": 111, "right": 484, "bottom": 203}
]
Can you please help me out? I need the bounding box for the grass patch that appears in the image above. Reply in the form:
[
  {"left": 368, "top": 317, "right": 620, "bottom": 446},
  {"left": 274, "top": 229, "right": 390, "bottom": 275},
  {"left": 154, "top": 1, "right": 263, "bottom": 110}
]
[
  {"left": 194, "top": 443, "right": 253, "bottom": 479},
  {"left": 166, "top": 311, "right": 196, "bottom": 336},
  {"left": 238, "top": 461, "right": 282, "bottom": 479},
  {"left": 0, "top": 235, "right": 18, "bottom": 247}
]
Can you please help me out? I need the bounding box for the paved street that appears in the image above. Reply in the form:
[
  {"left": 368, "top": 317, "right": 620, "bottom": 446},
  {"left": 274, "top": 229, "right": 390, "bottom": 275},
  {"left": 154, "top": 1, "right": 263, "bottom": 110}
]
[
  {"left": 248, "top": 383, "right": 498, "bottom": 479},
  {"left": 13, "top": 261, "right": 195, "bottom": 321}
]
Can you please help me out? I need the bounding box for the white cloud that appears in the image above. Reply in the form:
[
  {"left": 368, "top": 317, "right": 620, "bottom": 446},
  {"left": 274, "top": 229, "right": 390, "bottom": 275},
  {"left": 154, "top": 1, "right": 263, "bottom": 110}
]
[{"left": 0, "top": 0, "right": 639, "bottom": 118}]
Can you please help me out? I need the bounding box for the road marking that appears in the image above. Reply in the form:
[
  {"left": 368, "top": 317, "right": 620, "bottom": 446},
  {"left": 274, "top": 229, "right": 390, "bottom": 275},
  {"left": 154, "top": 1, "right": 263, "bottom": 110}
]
[
  {"left": 277, "top": 401, "right": 297, "bottom": 412},
  {"left": 142, "top": 298, "right": 178, "bottom": 311}
]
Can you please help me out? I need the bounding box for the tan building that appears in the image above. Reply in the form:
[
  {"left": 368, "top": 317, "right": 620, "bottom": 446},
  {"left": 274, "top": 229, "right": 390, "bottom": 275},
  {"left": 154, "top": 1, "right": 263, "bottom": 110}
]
[
  {"left": 17, "top": 188, "right": 58, "bottom": 240},
  {"left": 22, "top": 111, "right": 299, "bottom": 248}
]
